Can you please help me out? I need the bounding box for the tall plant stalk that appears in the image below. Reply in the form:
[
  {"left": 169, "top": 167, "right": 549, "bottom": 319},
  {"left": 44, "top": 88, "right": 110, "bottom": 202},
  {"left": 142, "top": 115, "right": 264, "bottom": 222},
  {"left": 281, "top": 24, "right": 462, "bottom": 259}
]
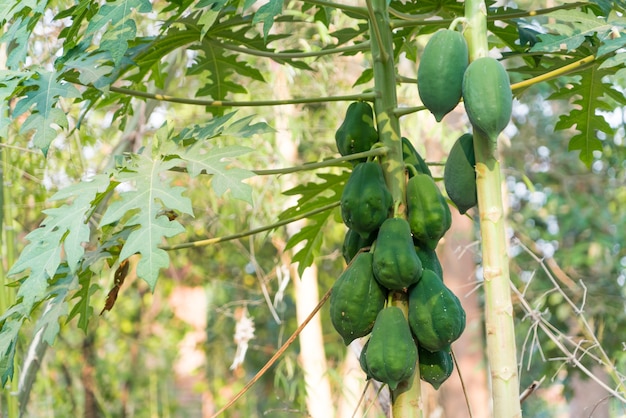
[
  {"left": 368, "top": 0, "right": 422, "bottom": 416},
  {"left": 464, "top": 0, "right": 522, "bottom": 416}
]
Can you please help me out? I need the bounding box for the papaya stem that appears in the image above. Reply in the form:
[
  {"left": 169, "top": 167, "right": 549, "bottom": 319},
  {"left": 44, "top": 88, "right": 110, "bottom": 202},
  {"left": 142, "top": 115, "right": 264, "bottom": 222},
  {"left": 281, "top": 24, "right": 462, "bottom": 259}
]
[
  {"left": 392, "top": 1, "right": 589, "bottom": 28},
  {"left": 83, "top": 84, "right": 376, "bottom": 107},
  {"left": 369, "top": 0, "right": 422, "bottom": 416},
  {"left": 214, "top": 40, "right": 370, "bottom": 60},
  {"left": 465, "top": 0, "right": 522, "bottom": 414},
  {"left": 300, "top": 0, "right": 368, "bottom": 17},
  {"left": 253, "top": 147, "right": 389, "bottom": 175},
  {"left": 511, "top": 55, "right": 595, "bottom": 92},
  {"left": 365, "top": 0, "right": 389, "bottom": 63},
  {"left": 448, "top": 17, "right": 467, "bottom": 31},
  {"left": 161, "top": 201, "right": 339, "bottom": 251}
]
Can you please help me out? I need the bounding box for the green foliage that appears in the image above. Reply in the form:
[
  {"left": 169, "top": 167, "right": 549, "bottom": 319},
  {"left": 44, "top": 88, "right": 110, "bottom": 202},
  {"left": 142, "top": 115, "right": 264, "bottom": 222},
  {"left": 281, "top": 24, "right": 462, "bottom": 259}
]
[
  {"left": 1, "top": 0, "right": 626, "bottom": 413},
  {"left": 0, "top": 114, "right": 269, "bottom": 384},
  {"left": 11, "top": 70, "right": 81, "bottom": 155},
  {"left": 280, "top": 170, "right": 349, "bottom": 275}
]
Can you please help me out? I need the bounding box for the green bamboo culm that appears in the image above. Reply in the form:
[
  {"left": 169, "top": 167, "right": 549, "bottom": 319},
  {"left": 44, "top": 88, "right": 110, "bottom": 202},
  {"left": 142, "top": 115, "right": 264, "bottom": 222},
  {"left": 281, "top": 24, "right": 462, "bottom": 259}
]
[
  {"left": 366, "top": 0, "right": 423, "bottom": 416},
  {"left": 1, "top": 146, "right": 19, "bottom": 418},
  {"left": 463, "top": 0, "right": 523, "bottom": 416}
]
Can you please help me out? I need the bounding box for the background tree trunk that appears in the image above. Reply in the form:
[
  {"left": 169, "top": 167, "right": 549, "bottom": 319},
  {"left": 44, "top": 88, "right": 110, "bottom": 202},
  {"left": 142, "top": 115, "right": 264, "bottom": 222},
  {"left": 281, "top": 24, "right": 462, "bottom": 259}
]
[{"left": 272, "top": 62, "right": 335, "bottom": 418}]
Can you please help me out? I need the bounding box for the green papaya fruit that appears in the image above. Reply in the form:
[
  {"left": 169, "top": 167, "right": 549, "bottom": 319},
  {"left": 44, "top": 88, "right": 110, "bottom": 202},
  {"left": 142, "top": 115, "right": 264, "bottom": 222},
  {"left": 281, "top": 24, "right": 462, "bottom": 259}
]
[
  {"left": 408, "top": 270, "right": 466, "bottom": 352},
  {"left": 406, "top": 172, "right": 452, "bottom": 250},
  {"left": 418, "top": 29, "right": 469, "bottom": 122},
  {"left": 444, "top": 133, "right": 477, "bottom": 215},
  {"left": 418, "top": 345, "right": 454, "bottom": 389},
  {"left": 402, "top": 137, "right": 432, "bottom": 177},
  {"left": 335, "top": 102, "right": 379, "bottom": 161},
  {"left": 366, "top": 306, "right": 417, "bottom": 390},
  {"left": 414, "top": 245, "right": 443, "bottom": 280},
  {"left": 462, "top": 57, "right": 512, "bottom": 142},
  {"left": 372, "top": 218, "right": 423, "bottom": 290},
  {"left": 359, "top": 339, "right": 372, "bottom": 379},
  {"left": 342, "top": 228, "right": 376, "bottom": 264},
  {"left": 341, "top": 162, "right": 392, "bottom": 239},
  {"left": 330, "top": 252, "right": 386, "bottom": 345}
]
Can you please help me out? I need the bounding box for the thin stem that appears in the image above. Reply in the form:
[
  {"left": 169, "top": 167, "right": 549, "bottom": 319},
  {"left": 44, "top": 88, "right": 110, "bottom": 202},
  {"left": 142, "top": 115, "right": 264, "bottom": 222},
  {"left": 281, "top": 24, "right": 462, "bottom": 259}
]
[
  {"left": 301, "top": 0, "right": 368, "bottom": 18},
  {"left": 209, "top": 287, "right": 332, "bottom": 418},
  {"left": 388, "top": 6, "right": 441, "bottom": 21},
  {"left": 511, "top": 55, "right": 596, "bottom": 92},
  {"left": 252, "top": 147, "right": 388, "bottom": 175},
  {"left": 102, "top": 86, "right": 376, "bottom": 107},
  {"left": 169, "top": 147, "right": 388, "bottom": 176},
  {"left": 394, "top": 105, "right": 426, "bottom": 118},
  {"left": 161, "top": 201, "right": 339, "bottom": 251},
  {"left": 511, "top": 284, "right": 626, "bottom": 404},
  {"left": 392, "top": 1, "right": 588, "bottom": 29},
  {"left": 366, "top": 0, "right": 389, "bottom": 64},
  {"left": 214, "top": 40, "right": 370, "bottom": 60}
]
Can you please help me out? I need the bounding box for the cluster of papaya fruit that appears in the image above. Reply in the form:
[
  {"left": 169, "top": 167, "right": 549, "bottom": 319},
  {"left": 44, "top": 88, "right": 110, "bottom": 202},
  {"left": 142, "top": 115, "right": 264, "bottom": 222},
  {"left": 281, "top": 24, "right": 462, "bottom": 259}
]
[
  {"left": 330, "top": 102, "right": 466, "bottom": 390},
  {"left": 418, "top": 28, "right": 513, "bottom": 214}
]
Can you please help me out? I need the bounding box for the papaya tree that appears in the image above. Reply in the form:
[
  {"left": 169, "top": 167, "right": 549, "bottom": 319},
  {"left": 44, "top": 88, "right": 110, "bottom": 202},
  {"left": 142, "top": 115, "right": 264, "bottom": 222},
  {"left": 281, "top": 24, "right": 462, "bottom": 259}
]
[{"left": 1, "top": 0, "right": 626, "bottom": 417}]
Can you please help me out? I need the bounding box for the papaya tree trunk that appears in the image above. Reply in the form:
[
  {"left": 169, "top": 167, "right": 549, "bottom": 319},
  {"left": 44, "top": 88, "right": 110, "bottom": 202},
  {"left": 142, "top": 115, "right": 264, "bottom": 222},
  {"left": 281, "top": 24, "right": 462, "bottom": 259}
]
[
  {"left": 368, "top": 1, "right": 422, "bottom": 416},
  {"left": 464, "top": 0, "right": 522, "bottom": 416}
]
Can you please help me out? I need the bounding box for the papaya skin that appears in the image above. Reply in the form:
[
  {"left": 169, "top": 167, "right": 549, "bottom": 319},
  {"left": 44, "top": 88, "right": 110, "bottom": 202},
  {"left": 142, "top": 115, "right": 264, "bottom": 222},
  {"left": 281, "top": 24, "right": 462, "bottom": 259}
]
[
  {"left": 418, "top": 29, "right": 469, "bottom": 122},
  {"left": 341, "top": 162, "right": 393, "bottom": 239},
  {"left": 444, "top": 133, "right": 477, "bottom": 215},
  {"left": 372, "top": 217, "right": 423, "bottom": 290},
  {"left": 365, "top": 306, "right": 417, "bottom": 390},
  {"left": 408, "top": 269, "right": 466, "bottom": 352},
  {"left": 329, "top": 252, "right": 386, "bottom": 345},
  {"left": 406, "top": 172, "right": 452, "bottom": 250},
  {"left": 418, "top": 345, "right": 454, "bottom": 389},
  {"left": 335, "top": 101, "right": 379, "bottom": 162},
  {"left": 462, "top": 57, "right": 513, "bottom": 142}
]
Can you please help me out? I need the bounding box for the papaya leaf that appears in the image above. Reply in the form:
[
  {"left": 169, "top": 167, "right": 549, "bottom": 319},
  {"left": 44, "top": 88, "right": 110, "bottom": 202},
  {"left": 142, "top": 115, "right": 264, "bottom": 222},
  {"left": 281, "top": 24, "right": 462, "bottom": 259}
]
[
  {"left": 11, "top": 70, "right": 81, "bottom": 155},
  {"left": 100, "top": 151, "right": 193, "bottom": 290},
  {"left": 8, "top": 174, "right": 112, "bottom": 312},
  {"left": 280, "top": 170, "right": 349, "bottom": 275},
  {"left": 0, "top": 315, "right": 23, "bottom": 385},
  {"left": 181, "top": 144, "right": 255, "bottom": 204},
  {"left": 530, "top": 10, "right": 615, "bottom": 53},
  {"left": 285, "top": 209, "right": 337, "bottom": 276},
  {"left": 188, "top": 38, "right": 265, "bottom": 100},
  {"left": 549, "top": 63, "right": 626, "bottom": 166},
  {"left": 85, "top": 0, "right": 152, "bottom": 65},
  {"left": 252, "top": 0, "right": 282, "bottom": 40},
  {"left": 67, "top": 271, "right": 97, "bottom": 332}
]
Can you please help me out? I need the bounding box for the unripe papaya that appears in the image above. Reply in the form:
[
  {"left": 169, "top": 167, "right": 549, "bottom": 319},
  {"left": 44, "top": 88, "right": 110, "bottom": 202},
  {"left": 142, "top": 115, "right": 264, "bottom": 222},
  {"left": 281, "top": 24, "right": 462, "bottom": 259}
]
[
  {"left": 341, "top": 162, "right": 392, "bottom": 239},
  {"left": 414, "top": 245, "right": 443, "bottom": 280},
  {"left": 366, "top": 306, "right": 417, "bottom": 390},
  {"left": 406, "top": 172, "right": 451, "bottom": 250},
  {"left": 444, "top": 133, "right": 477, "bottom": 214},
  {"left": 408, "top": 270, "right": 466, "bottom": 352},
  {"left": 330, "top": 252, "right": 386, "bottom": 345},
  {"left": 342, "top": 228, "right": 376, "bottom": 264},
  {"left": 359, "top": 339, "right": 372, "bottom": 379},
  {"left": 372, "top": 218, "right": 423, "bottom": 290},
  {"left": 335, "top": 102, "right": 378, "bottom": 161},
  {"left": 418, "top": 29, "right": 469, "bottom": 122},
  {"left": 418, "top": 345, "right": 454, "bottom": 389},
  {"left": 462, "top": 57, "right": 512, "bottom": 142},
  {"left": 402, "top": 137, "right": 432, "bottom": 177}
]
